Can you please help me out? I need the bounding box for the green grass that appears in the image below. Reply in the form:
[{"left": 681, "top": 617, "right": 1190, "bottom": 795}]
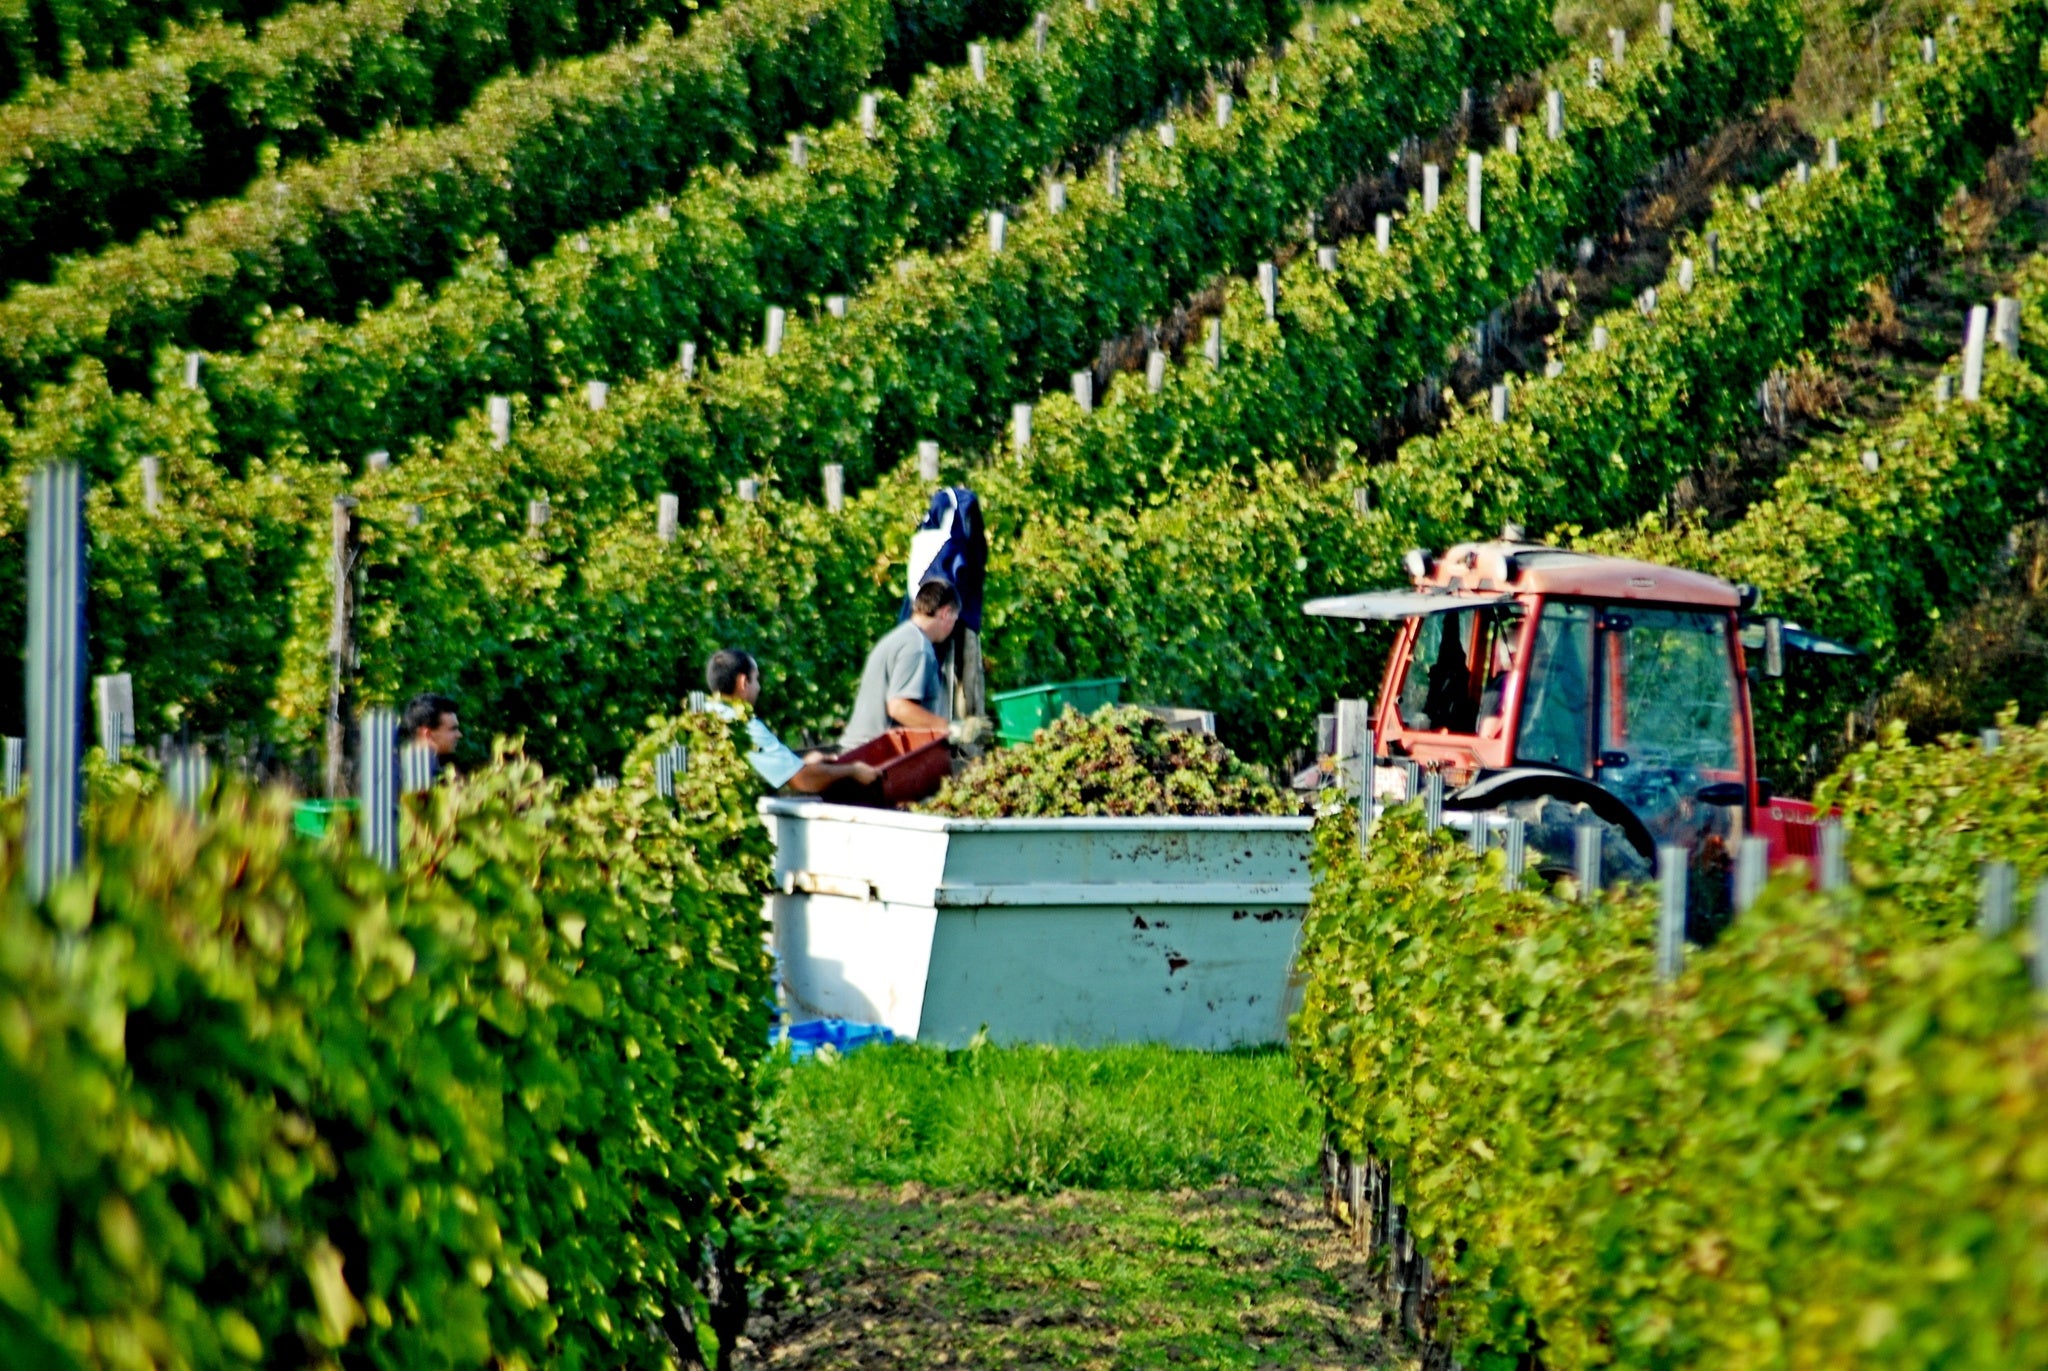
[
  {"left": 743, "top": 1043, "right": 1402, "bottom": 1369},
  {"left": 768, "top": 1041, "right": 1319, "bottom": 1194}
]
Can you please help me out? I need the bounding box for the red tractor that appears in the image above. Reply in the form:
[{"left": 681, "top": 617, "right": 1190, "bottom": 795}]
[{"left": 1307, "top": 540, "right": 1855, "bottom": 902}]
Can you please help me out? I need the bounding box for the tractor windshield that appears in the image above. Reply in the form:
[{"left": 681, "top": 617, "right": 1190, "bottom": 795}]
[{"left": 1598, "top": 607, "right": 1741, "bottom": 775}]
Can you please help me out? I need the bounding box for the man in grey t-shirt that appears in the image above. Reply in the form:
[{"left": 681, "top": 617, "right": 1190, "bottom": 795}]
[{"left": 839, "top": 579, "right": 960, "bottom": 750}]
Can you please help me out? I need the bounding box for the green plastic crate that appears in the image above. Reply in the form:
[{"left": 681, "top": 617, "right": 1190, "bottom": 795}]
[
  {"left": 989, "top": 677, "right": 1124, "bottom": 745},
  {"left": 293, "top": 798, "right": 356, "bottom": 840}
]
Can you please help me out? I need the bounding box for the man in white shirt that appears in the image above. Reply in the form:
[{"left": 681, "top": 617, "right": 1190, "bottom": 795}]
[
  {"left": 706, "top": 650, "right": 878, "bottom": 792},
  {"left": 839, "top": 580, "right": 960, "bottom": 750}
]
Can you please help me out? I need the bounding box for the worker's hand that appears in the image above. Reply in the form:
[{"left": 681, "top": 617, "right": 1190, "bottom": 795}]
[
  {"left": 850, "top": 762, "right": 881, "bottom": 786},
  {"left": 947, "top": 716, "right": 990, "bottom": 747}
]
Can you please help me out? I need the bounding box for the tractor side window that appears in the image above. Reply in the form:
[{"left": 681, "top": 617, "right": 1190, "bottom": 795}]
[
  {"left": 1515, "top": 602, "right": 1593, "bottom": 775},
  {"left": 1398, "top": 611, "right": 1478, "bottom": 733}
]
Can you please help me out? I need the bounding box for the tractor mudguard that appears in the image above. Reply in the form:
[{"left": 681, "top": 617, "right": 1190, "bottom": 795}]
[{"left": 1447, "top": 768, "right": 1657, "bottom": 860}]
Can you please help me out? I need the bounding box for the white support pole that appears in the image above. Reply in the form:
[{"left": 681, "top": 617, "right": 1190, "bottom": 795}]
[
  {"left": 1157, "top": 121, "right": 1176, "bottom": 148},
  {"left": 787, "top": 133, "right": 807, "bottom": 169},
  {"left": 1982, "top": 861, "right": 2019, "bottom": 935},
  {"left": 1215, "top": 92, "right": 1233, "bottom": 128},
  {"left": 399, "top": 740, "right": 437, "bottom": 795},
  {"left": 1994, "top": 296, "right": 2021, "bottom": 354},
  {"left": 1962, "top": 304, "right": 1989, "bottom": 401},
  {"left": 1489, "top": 384, "right": 1508, "bottom": 423},
  {"left": 918, "top": 440, "right": 941, "bottom": 481},
  {"left": 1422, "top": 163, "right": 1440, "bottom": 213},
  {"left": 1657, "top": 2, "right": 1674, "bottom": 39},
  {"left": 1146, "top": 349, "right": 1167, "bottom": 393},
  {"left": 1048, "top": 180, "right": 1066, "bottom": 213},
  {"left": 1071, "top": 371, "right": 1094, "bottom": 413},
  {"left": 1204, "top": 318, "right": 1223, "bottom": 368},
  {"left": 1257, "top": 262, "right": 1278, "bottom": 321},
  {"left": 93, "top": 673, "right": 134, "bottom": 757},
  {"left": 859, "top": 93, "right": 878, "bottom": 139},
  {"left": 765, "top": 306, "right": 787, "bottom": 357},
  {"left": 988, "top": 211, "right": 1006, "bottom": 254},
  {"left": 1575, "top": 817, "right": 1602, "bottom": 899},
  {"left": 360, "top": 705, "right": 398, "bottom": 870},
  {"left": 487, "top": 396, "right": 511, "bottom": 448},
  {"left": 1657, "top": 846, "right": 1688, "bottom": 979},
  {"left": 969, "top": 43, "right": 987, "bottom": 82},
  {"left": 584, "top": 380, "right": 608, "bottom": 411},
  {"left": 1466, "top": 152, "right": 1484, "bottom": 232},
  {"left": 139, "top": 455, "right": 162, "bottom": 513},
  {"left": 1375, "top": 214, "right": 1392, "bottom": 253},
  {"left": 1734, "top": 835, "right": 1769, "bottom": 913},
  {"left": 679, "top": 341, "right": 697, "bottom": 379},
  {"left": 1011, "top": 403, "right": 1033, "bottom": 457},
  {"left": 1318, "top": 246, "right": 1339, "bottom": 271},
  {"left": 735, "top": 479, "right": 759, "bottom": 504},
  {"left": 1106, "top": 148, "right": 1120, "bottom": 199},
  {"left": 1546, "top": 89, "right": 1564, "bottom": 140},
  {"left": 657, "top": 492, "right": 680, "bottom": 544},
  {"left": 823, "top": 463, "right": 846, "bottom": 513}
]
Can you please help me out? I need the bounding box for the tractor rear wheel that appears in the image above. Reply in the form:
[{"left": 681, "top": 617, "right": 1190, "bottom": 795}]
[{"left": 1494, "top": 793, "right": 1652, "bottom": 888}]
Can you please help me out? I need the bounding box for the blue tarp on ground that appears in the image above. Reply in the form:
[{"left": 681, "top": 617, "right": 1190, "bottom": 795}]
[{"left": 775, "top": 1016, "right": 897, "bottom": 1061}]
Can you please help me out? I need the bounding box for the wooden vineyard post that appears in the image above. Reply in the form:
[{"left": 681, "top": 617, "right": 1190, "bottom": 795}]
[
  {"left": 325, "top": 495, "right": 360, "bottom": 800},
  {"left": 26, "top": 463, "right": 84, "bottom": 900},
  {"left": 1657, "top": 846, "right": 1687, "bottom": 980}
]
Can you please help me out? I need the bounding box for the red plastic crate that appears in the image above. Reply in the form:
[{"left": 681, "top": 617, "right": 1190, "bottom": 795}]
[{"left": 833, "top": 728, "right": 951, "bottom": 806}]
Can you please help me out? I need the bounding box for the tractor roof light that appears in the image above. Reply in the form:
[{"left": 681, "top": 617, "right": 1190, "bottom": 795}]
[{"left": 1403, "top": 548, "right": 1437, "bottom": 582}]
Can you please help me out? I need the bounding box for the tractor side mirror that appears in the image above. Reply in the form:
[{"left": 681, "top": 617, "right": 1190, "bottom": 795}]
[
  {"left": 1763, "top": 616, "right": 1785, "bottom": 678},
  {"left": 1696, "top": 781, "right": 1746, "bottom": 807}
]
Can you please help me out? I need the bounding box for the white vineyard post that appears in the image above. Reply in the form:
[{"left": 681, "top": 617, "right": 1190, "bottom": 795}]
[
  {"left": 93, "top": 673, "right": 134, "bottom": 757},
  {"left": 1981, "top": 860, "right": 2018, "bottom": 935},
  {"left": 1609, "top": 26, "right": 1626, "bottom": 63},
  {"left": 1011, "top": 403, "right": 1033, "bottom": 458},
  {"left": 360, "top": 706, "right": 398, "bottom": 871},
  {"left": 1795, "top": 161, "right": 1810, "bottom": 185},
  {"left": 399, "top": 740, "right": 436, "bottom": 795},
  {"left": 1574, "top": 816, "right": 1602, "bottom": 899},
  {"left": 765, "top": 306, "right": 787, "bottom": 357},
  {"left": 859, "top": 93, "right": 877, "bottom": 139},
  {"left": 656, "top": 744, "right": 688, "bottom": 799},
  {"left": 1490, "top": 384, "right": 1509, "bottom": 423},
  {"left": 1818, "top": 818, "right": 1847, "bottom": 892},
  {"left": 1422, "top": 163, "right": 1440, "bottom": 213},
  {"left": 1468, "top": 813, "right": 1490, "bottom": 854},
  {"left": 1502, "top": 817, "right": 1527, "bottom": 890},
  {"left": 1375, "top": 213, "right": 1392, "bottom": 253},
  {"left": 1587, "top": 56, "right": 1604, "bottom": 88},
  {"left": 1824, "top": 136, "right": 1839, "bottom": 170},
  {"left": 183, "top": 351, "right": 202, "bottom": 389},
  {"left": 1048, "top": 180, "right": 1066, "bottom": 213},
  {"left": 1357, "top": 726, "right": 1375, "bottom": 856},
  {"left": 3, "top": 736, "right": 21, "bottom": 798},
  {"left": 827, "top": 295, "right": 848, "bottom": 319},
  {"left": 1591, "top": 325, "right": 1609, "bottom": 352},
  {"left": 1423, "top": 770, "right": 1443, "bottom": 832},
  {"left": 1657, "top": 2, "right": 1674, "bottom": 39},
  {"left": 1466, "top": 152, "right": 1484, "bottom": 232},
  {"left": 584, "top": 380, "right": 608, "bottom": 411},
  {"left": 26, "top": 463, "right": 84, "bottom": 900},
  {"left": 1215, "top": 93, "right": 1233, "bottom": 128},
  {"left": 1994, "top": 296, "right": 2021, "bottom": 354},
  {"left": 1071, "top": 371, "right": 1093, "bottom": 414},
  {"left": 1334, "top": 698, "right": 1367, "bottom": 797},
  {"left": 1706, "top": 230, "right": 1720, "bottom": 272},
  {"left": 1106, "top": 148, "right": 1120, "bottom": 199},
  {"left": 988, "top": 211, "right": 1006, "bottom": 254},
  {"left": 1921, "top": 35, "right": 1936, "bottom": 62},
  {"left": 1734, "top": 835, "right": 1769, "bottom": 913},
  {"left": 679, "top": 341, "right": 697, "bottom": 379},
  {"left": 140, "top": 455, "right": 162, "bottom": 513},
  {"left": 787, "top": 134, "right": 807, "bottom": 169},
  {"left": 918, "top": 440, "right": 941, "bottom": 481},
  {"left": 1982, "top": 726, "right": 2001, "bottom": 753},
  {"left": 404, "top": 501, "right": 424, "bottom": 527},
  {"left": 1033, "top": 10, "right": 1050, "bottom": 53},
  {"left": 1352, "top": 486, "right": 1370, "bottom": 515},
  {"left": 1871, "top": 98, "right": 1886, "bottom": 130},
  {"left": 1657, "top": 846, "right": 1688, "bottom": 980},
  {"left": 1546, "top": 89, "right": 1564, "bottom": 140},
  {"left": 527, "top": 499, "right": 551, "bottom": 533},
  {"left": 969, "top": 42, "right": 987, "bottom": 82},
  {"left": 823, "top": 464, "right": 846, "bottom": 513},
  {"left": 657, "top": 492, "right": 680, "bottom": 544},
  {"left": 1146, "top": 349, "right": 1167, "bottom": 393},
  {"left": 1258, "top": 262, "right": 1278, "bottom": 321},
  {"left": 1504, "top": 125, "right": 1520, "bottom": 155},
  {"left": 1962, "top": 304, "right": 1988, "bottom": 401},
  {"left": 487, "top": 395, "right": 511, "bottom": 448},
  {"left": 1677, "top": 257, "right": 1695, "bottom": 292},
  {"left": 1318, "top": 246, "right": 1339, "bottom": 271},
  {"left": 735, "top": 479, "right": 758, "bottom": 505},
  {"left": 167, "top": 745, "right": 210, "bottom": 812},
  {"left": 1157, "top": 121, "right": 1175, "bottom": 148},
  {"left": 365, "top": 449, "right": 390, "bottom": 473},
  {"left": 2032, "top": 882, "right": 2048, "bottom": 1002},
  {"left": 1205, "top": 318, "right": 1223, "bottom": 368}
]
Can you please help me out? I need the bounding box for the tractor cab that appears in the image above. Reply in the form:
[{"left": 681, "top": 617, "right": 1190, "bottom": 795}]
[{"left": 1306, "top": 541, "right": 1848, "bottom": 889}]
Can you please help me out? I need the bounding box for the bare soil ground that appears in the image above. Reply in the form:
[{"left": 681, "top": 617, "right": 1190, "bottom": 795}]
[{"left": 737, "top": 1183, "right": 1409, "bottom": 1370}]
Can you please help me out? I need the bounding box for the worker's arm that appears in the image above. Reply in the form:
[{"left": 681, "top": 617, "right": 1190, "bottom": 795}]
[
  {"left": 785, "top": 758, "right": 880, "bottom": 794},
  {"left": 886, "top": 696, "right": 950, "bottom": 730}
]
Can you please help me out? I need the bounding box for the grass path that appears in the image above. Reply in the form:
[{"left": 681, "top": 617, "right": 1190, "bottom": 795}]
[{"left": 737, "top": 1044, "right": 1410, "bottom": 1368}]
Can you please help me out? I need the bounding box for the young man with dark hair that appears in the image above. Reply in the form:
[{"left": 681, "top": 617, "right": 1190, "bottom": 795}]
[
  {"left": 839, "top": 579, "right": 961, "bottom": 751},
  {"left": 705, "top": 649, "right": 879, "bottom": 793},
  {"left": 403, "top": 692, "right": 462, "bottom": 759}
]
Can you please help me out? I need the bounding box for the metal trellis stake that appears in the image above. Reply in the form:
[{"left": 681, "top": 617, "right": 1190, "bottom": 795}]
[
  {"left": 360, "top": 706, "right": 398, "bottom": 870},
  {"left": 1656, "top": 846, "right": 1687, "bottom": 980},
  {"left": 26, "top": 463, "right": 84, "bottom": 901}
]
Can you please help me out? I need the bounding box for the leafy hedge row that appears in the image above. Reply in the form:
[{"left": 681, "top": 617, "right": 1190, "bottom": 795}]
[
  {"left": 0, "top": 711, "right": 782, "bottom": 1369},
  {"left": 1586, "top": 254, "right": 2048, "bottom": 773},
  {"left": 0, "top": 0, "right": 738, "bottom": 287},
  {"left": 193, "top": 0, "right": 1295, "bottom": 470},
  {"left": 1288, "top": 731, "right": 2048, "bottom": 1367},
  {"left": 0, "top": 0, "right": 1012, "bottom": 403},
  {"left": 0, "top": 0, "right": 291, "bottom": 105}
]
